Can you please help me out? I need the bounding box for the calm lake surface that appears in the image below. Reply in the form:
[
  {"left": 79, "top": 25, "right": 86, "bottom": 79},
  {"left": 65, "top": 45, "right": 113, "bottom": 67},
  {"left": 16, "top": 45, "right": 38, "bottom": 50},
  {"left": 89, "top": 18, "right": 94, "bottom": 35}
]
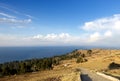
[{"left": 0, "top": 46, "right": 87, "bottom": 63}]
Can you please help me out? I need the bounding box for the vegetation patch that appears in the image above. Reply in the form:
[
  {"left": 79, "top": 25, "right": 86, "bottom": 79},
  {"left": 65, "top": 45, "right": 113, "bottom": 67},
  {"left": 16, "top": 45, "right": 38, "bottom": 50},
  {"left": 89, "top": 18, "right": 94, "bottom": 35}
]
[
  {"left": 108, "top": 62, "right": 120, "bottom": 70},
  {"left": 0, "top": 49, "right": 83, "bottom": 77}
]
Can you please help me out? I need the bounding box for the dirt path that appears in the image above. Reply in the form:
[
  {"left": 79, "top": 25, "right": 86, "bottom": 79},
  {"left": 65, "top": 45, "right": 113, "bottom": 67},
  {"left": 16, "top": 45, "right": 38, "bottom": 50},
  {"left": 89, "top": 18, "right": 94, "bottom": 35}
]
[{"left": 80, "top": 68, "right": 112, "bottom": 81}]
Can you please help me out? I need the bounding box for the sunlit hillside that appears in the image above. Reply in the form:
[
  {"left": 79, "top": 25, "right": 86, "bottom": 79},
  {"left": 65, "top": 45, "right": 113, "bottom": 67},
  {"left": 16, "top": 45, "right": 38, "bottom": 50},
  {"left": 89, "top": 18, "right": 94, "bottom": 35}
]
[{"left": 0, "top": 49, "right": 119, "bottom": 81}]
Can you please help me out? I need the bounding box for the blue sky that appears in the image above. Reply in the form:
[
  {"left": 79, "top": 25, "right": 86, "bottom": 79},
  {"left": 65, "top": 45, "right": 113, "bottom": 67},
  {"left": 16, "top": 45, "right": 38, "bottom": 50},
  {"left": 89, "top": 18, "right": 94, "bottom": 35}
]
[{"left": 0, "top": 0, "right": 120, "bottom": 46}]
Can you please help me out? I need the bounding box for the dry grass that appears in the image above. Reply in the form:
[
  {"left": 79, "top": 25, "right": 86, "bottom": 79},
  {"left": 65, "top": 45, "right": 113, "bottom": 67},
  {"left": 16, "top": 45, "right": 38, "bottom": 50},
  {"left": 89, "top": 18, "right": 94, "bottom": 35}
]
[
  {"left": 61, "top": 72, "right": 80, "bottom": 81},
  {"left": 0, "top": 59, "right": 80, "bottom": 81},
  {"left": 0, "top": 68, "right": 71, "bottom": 81},
  {"left": 76, "top": 49, "right": 120, "bottom": 76},
  {"left": 0, "top": 49, "right": 119, "bottom": 81}
]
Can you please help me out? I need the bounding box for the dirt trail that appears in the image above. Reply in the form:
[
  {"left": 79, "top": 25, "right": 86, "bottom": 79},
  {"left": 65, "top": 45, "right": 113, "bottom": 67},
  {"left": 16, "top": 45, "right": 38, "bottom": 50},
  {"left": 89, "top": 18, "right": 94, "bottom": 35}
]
[{"left": 80, "top": 68, "right": 112, "bottom": 81}]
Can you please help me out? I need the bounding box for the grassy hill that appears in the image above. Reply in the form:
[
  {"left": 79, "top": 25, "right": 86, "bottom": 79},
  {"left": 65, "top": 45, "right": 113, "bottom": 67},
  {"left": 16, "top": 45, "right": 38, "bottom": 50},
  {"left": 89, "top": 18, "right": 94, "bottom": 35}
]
[{"left": 0, "top": 49, "right": 119, "bottom": 81}]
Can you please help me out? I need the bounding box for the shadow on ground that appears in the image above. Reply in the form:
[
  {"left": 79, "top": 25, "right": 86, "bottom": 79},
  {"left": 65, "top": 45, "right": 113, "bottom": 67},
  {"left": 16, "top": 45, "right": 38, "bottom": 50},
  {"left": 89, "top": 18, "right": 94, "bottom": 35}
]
[{"left": 80, "top": 74, "right": 92, "bottom": 81}]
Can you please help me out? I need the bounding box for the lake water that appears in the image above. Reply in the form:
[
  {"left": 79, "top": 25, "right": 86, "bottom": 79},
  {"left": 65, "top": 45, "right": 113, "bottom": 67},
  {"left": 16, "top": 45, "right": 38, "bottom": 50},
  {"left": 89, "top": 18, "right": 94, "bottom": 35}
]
[{"left": 0, "top": 46, "right": 87, "bottom": 63}]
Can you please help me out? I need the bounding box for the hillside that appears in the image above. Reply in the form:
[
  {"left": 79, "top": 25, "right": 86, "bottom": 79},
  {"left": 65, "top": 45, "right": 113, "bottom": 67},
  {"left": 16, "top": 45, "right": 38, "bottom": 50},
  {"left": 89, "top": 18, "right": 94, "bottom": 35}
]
[
  {"left": 0, "top": 49, "right": 120, "bottom": 81},
  {"left": 77, "top": 49, "right": 120, "bottom": 79}
]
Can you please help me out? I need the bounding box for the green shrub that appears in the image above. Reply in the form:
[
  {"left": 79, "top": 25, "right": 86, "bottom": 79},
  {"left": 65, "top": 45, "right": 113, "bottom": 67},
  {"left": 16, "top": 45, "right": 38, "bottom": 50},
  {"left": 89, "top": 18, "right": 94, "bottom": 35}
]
[{"left": 76, "top": 57, "right": 84, "bottom": 63}]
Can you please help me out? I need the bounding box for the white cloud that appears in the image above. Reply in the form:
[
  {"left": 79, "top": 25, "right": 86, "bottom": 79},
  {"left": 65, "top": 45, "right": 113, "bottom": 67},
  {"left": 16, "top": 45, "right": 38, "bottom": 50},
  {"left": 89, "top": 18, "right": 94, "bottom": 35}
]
[
  {"left": 0, "top": 3, "right": 19, "bottom": 14},
  {"left": 0, "top": 12, "right": 16, "bottom": 18},
  {"left": 32, "top": 33, "right": 71, "bottom": 41},
  {"left": 81, "top": 14, "right": 120, "bottom": 46},
  {"left": 33, "top": 34, "right": 43, "bottom": 39},
  {"left": 0, "top": 33, "right": 84, "bottom": 46},
  {"left": 25, "top": 14, "right": 34, "bottom": 19},
  {"left": 27, "top": 33, "right": 86, "bottom": 46},
  {"left": 89, "top": 32, "right": 101, "bottom": 42},
  {"left": 82, "top": 14, "right": 120, "bottom": 32},
  {"left": 0, "top": 18, "right": 31, "bottom": 24},
  {"left": 0, "top": 4, "right": 32, "bottom": 26},
  {"left": 58, "top": 33, "right": 70, "bottom": 39},
  {"left": 104, "top": 30, "right": 112, "bottom": 37},
  {"left": 45, "top": 33, "right": 58, "bottom": 40},
  {"left": 1, "top": 14, "right": 120, "bottom": 47}
]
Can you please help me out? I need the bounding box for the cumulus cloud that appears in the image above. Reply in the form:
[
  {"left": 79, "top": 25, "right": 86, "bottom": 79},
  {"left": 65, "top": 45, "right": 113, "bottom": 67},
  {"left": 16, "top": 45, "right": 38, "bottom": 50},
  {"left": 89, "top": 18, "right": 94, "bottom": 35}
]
[
  {"left": 82, "top": 14, "right": 120, "bottom": 32},
  {"left": 32, "top": 33, "right": 71, "bottom": 41},
  {"left": 1, "top": 14, "right": 120, "bottom": 47},
  {"left": 33, "top": 34, "right": 43, "bottom": 39},
  {"left": 0, "top": 33, "right": 83, "bottom": 46},
  {"left": 104, "top": 30, "right": 112, "bottom": 37},
  {"left": 81, "top": 14, "right": 120, "bottom": 46},
  {"left": 89, "top": 32, "right": 101, "bottom": 42},
  {"left": 25, "top": 33, "right": 87, "bottom": 46}
]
